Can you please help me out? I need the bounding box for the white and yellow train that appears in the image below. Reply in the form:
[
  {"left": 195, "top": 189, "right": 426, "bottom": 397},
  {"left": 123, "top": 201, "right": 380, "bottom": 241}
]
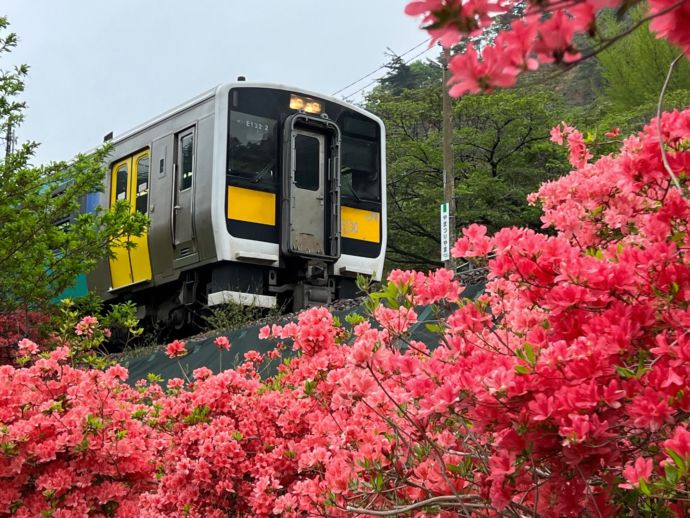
[{"left": 83, "top": 81, "right": 386, "bottom": 327}]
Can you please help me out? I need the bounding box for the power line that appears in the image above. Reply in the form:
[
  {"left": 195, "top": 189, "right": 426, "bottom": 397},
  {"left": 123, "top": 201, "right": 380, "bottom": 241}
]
[
  {"left": 331, "top": 39, "right": 429, "bottom": 97},
  {"left": 341, "top": 44, "right": 435, "bottom": 102}
]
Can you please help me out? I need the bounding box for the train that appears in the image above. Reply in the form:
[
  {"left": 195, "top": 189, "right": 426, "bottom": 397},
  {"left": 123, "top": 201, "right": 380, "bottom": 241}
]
[{"left": 72, "top": 81, "right": 386, "bottom": 328}]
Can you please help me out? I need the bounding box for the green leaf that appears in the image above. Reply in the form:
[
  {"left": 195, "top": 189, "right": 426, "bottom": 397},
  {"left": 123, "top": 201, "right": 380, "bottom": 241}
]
[
  {"left": 73, "top": 437, "right": 89, "bottom": 453},
  {"left": 615, "top": 366, "right": 635, "bottom": 379},
  {"left": 373, "top": 472, "right": 384, "bottom": 492},
  {"left": 355, "top": 274, "right": 370, "bottom": 292},
  {"left": 514, "top": 365, "right": 531, "bottom": 375},
  {"left": 638, "top": 477, "right": 652, "bottom": 497},
  {"left": 345, "top": 312, "right": 366, "bottom": 326},
  {"left": 183, "top": 405, "right": 211, "bottom": 426},
  {"left": 1, "top": 441, "right": 17, "bottom": 456},
  {"left": 666, "top": 448, "right": 687, "bottom": 474},
  {"left": 303, "top": 379, "right": 317, "bottom": 396},
  {"left": 524, "top": 342, "right": 535, "bottom": 365},
  {"left": 131, "top": 409, "right": 147, "bottom": 420},
  {"left": 84, "top": 414, "right": 105, "bottom": 434},
  {"left": 146, "top": 373, "right": 163, "bottom": 384},
  {"left": 425, "top": 323, "right": 443, "bottom": 333},
  {"left": 664, "top": 463, "right": 679, "bottom": 485},
  {"left": 590, "top": 205, "right": 604, "bottom": 217}
]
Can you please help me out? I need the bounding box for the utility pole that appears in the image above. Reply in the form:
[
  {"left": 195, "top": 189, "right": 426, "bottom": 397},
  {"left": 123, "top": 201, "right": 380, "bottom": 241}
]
[
  {"left": 4, "top": 121, "right": 13, "bottom": 160},
  {"left": 441, "top": 47, "right": 456, "bottom": 270}
]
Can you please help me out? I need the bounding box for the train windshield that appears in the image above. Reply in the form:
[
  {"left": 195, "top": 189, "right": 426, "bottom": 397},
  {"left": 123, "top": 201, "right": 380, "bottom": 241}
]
[
  {"left": 227, "top": 87, "right": 381, "bottom": 202},
  {"left": 340, "top": 113, "right": 380, "bottom": 202},
  {"left": 227, "top": 112, "right": 278, "bottom": 184}
]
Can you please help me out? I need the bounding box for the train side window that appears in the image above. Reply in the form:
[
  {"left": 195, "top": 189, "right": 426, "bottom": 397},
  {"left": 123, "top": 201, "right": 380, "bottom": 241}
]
[
  {"left": 294, "top": 134, "right": 320, "bottom": 191},
  {"left": 180, "top": 132, "right": 194, "bottom": 191},
  {"left": 114, "top": 163, "right": 128, "bottom": 205},
  {"left": 135, "top": 154, "right": 150, "bottom": 214}
]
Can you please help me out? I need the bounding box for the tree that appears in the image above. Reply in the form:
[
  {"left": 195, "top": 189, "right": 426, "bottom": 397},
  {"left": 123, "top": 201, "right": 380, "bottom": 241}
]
[
  {"left": 366, "top": 82, "right": 443, "bottom": 269},
  {"left": 0, "top": 18, "right": 144, "bottom": 313},
  {"left": 597, "top": 5, "right": 690, "bottom": 112},
  {"left": 366, "top": 74, "right": 569, "bottom": 270},
  {"left": 378, "top": 56, "right": 443, "bottom": 95}
]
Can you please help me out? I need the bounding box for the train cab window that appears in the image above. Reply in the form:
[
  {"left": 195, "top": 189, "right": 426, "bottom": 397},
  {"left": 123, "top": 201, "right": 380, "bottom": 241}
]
[
  {"left": 340, "top": 113, "right": 381, "bottom": 203},
  {"left": 114, "top": 163, "right": 128, "bottom": 205},
  {"left": 180, "top": 133, "right": 194, "bottom": 191},
  {"left": 294, "top": 134, "right": 320, "bottom": 191},
  {"left": 227, "top": 111, "right": 277, "bottom": 185},
  {"left": 341, "top": 136, "right": 380, "bottom": 202},
  {"left": 343, "top": 116, "right": 378, "bottom": 139},
  {"left": 135, "top": 154, "right": 150, "bottom": 214}
]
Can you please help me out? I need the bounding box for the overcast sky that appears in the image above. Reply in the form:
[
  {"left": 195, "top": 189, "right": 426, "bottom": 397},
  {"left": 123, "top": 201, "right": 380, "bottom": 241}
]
[{"left": 2, "top": 1, "right": 429, "bottom": 165}]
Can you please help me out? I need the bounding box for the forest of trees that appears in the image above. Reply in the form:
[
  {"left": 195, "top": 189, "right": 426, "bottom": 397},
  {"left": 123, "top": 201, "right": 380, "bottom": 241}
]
[{"left": 367, "top": 7, "right": 690, "bottom": 270}]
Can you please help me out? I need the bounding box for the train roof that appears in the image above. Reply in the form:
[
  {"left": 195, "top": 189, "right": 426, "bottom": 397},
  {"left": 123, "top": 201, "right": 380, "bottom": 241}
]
[{"left": 110, "top": 81, "right": 382, "bottom": 146}]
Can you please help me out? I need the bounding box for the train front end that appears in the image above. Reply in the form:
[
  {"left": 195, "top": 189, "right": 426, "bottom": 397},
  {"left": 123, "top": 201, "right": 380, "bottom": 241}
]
[{"left": 209, "top": 83, "right": 386, "bottom": 310}]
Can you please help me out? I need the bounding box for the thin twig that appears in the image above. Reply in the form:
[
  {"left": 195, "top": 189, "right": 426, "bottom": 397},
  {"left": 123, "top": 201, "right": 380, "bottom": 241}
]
[
  {"left": 657, "top": 53, "right": 684, "bottom": 191},
  {"left": 576, "top": 465, "right": 603, "bottom": 518},
  {"left": 176, "top": 358, "right": 191, "bottom": 384},
  {"left": 346, "top": 495, "right": 485, "bottom": 516}
]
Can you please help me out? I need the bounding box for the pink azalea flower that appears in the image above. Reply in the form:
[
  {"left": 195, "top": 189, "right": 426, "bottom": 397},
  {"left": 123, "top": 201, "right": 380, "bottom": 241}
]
[
  {"left": 167, "top": 377, "right": 184, "bottom": 389},
  {"left": 620, "top": 457, "right": 653, "bottom": 489},
  {"left": 165, "top": 339, "right": 187, "bottom": 358},
  {"left": 193, "top": 367, "right": 213, "bottom": 380},
  {"left": 17, "top": 338, "right": 39, "bottom": 355},
  {"left": 213, "top": 336, "right": 231, "bottom": 350},
  {"left": 664, "top": 426, "right": 690, "bottom": 460},
  {"left": 244, "top": 350, "right": 264, "bottom": 363},
  {"left": 258, "top": 325, "right": 271, "bottom": 339},
  {"left": 75, "top": 315, "right": 98, "bottom": 337}
]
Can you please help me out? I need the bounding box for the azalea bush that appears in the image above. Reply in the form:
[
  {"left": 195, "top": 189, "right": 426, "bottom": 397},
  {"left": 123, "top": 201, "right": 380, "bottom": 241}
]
[
  {"left": 0, "top": 309, "right": 159, "bottom": 517},
  {"left": 4, "top": 1, "right": 690, "bottom": 515},
  {"left": 0, "top": 348, "right": 162, "bottom": 517},
  {"left": 145, "top": 113, "right": 690, "bottom": 516},
  {"left": 4, "top": 109, "right": 690, "bottom": 516}
]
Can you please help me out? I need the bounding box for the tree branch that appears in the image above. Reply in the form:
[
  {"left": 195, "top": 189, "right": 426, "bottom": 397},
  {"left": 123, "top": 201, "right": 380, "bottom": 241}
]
[
  {"left": 346, "top": 495, "right": 489, "bottom": 516},
  {"left": 657, "top": 53, "right": 684, "bottom": 191}
]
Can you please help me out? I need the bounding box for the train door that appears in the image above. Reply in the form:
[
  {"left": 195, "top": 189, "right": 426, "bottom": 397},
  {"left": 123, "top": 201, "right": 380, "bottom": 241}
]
[
  {"left": 109, "top": 150, "right": 152, "bottom": 289},
  {"left": 282, "top": 114, "right": 341, "bottom": 260},
  {"left": 172, "top": 127, "right": 196, "bottom": 259},
  {"left": 291, "top": 131, "right": 326, "bottom": 255}
]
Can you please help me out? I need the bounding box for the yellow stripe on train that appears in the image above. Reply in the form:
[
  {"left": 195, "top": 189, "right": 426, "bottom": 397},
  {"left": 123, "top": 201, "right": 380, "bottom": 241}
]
[
  {"left": 227, "top": 186, "right": 276, "bottom": 226},
  {"left": 227, "top": 187, "right": 379, "bottom": 243},
  {"left": 341, "top": 206, "right": 380, "bottom": 243}
]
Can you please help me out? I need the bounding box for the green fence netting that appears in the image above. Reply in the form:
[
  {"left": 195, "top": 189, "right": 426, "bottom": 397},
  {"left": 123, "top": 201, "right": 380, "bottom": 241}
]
[{"left": 122, "top": 283, "right": 485, "bottom": 385}]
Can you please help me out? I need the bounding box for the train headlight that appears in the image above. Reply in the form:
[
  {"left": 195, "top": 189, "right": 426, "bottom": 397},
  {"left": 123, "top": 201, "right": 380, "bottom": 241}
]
[
  {"left": 304, "top": 101, "right": 322, "bottom": 114},
  {"left": 290, "top": 94, "right": 322, "bottom": 114},
  {"left": 289, "top": 95, "right": 305, "bottom": 110}
]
